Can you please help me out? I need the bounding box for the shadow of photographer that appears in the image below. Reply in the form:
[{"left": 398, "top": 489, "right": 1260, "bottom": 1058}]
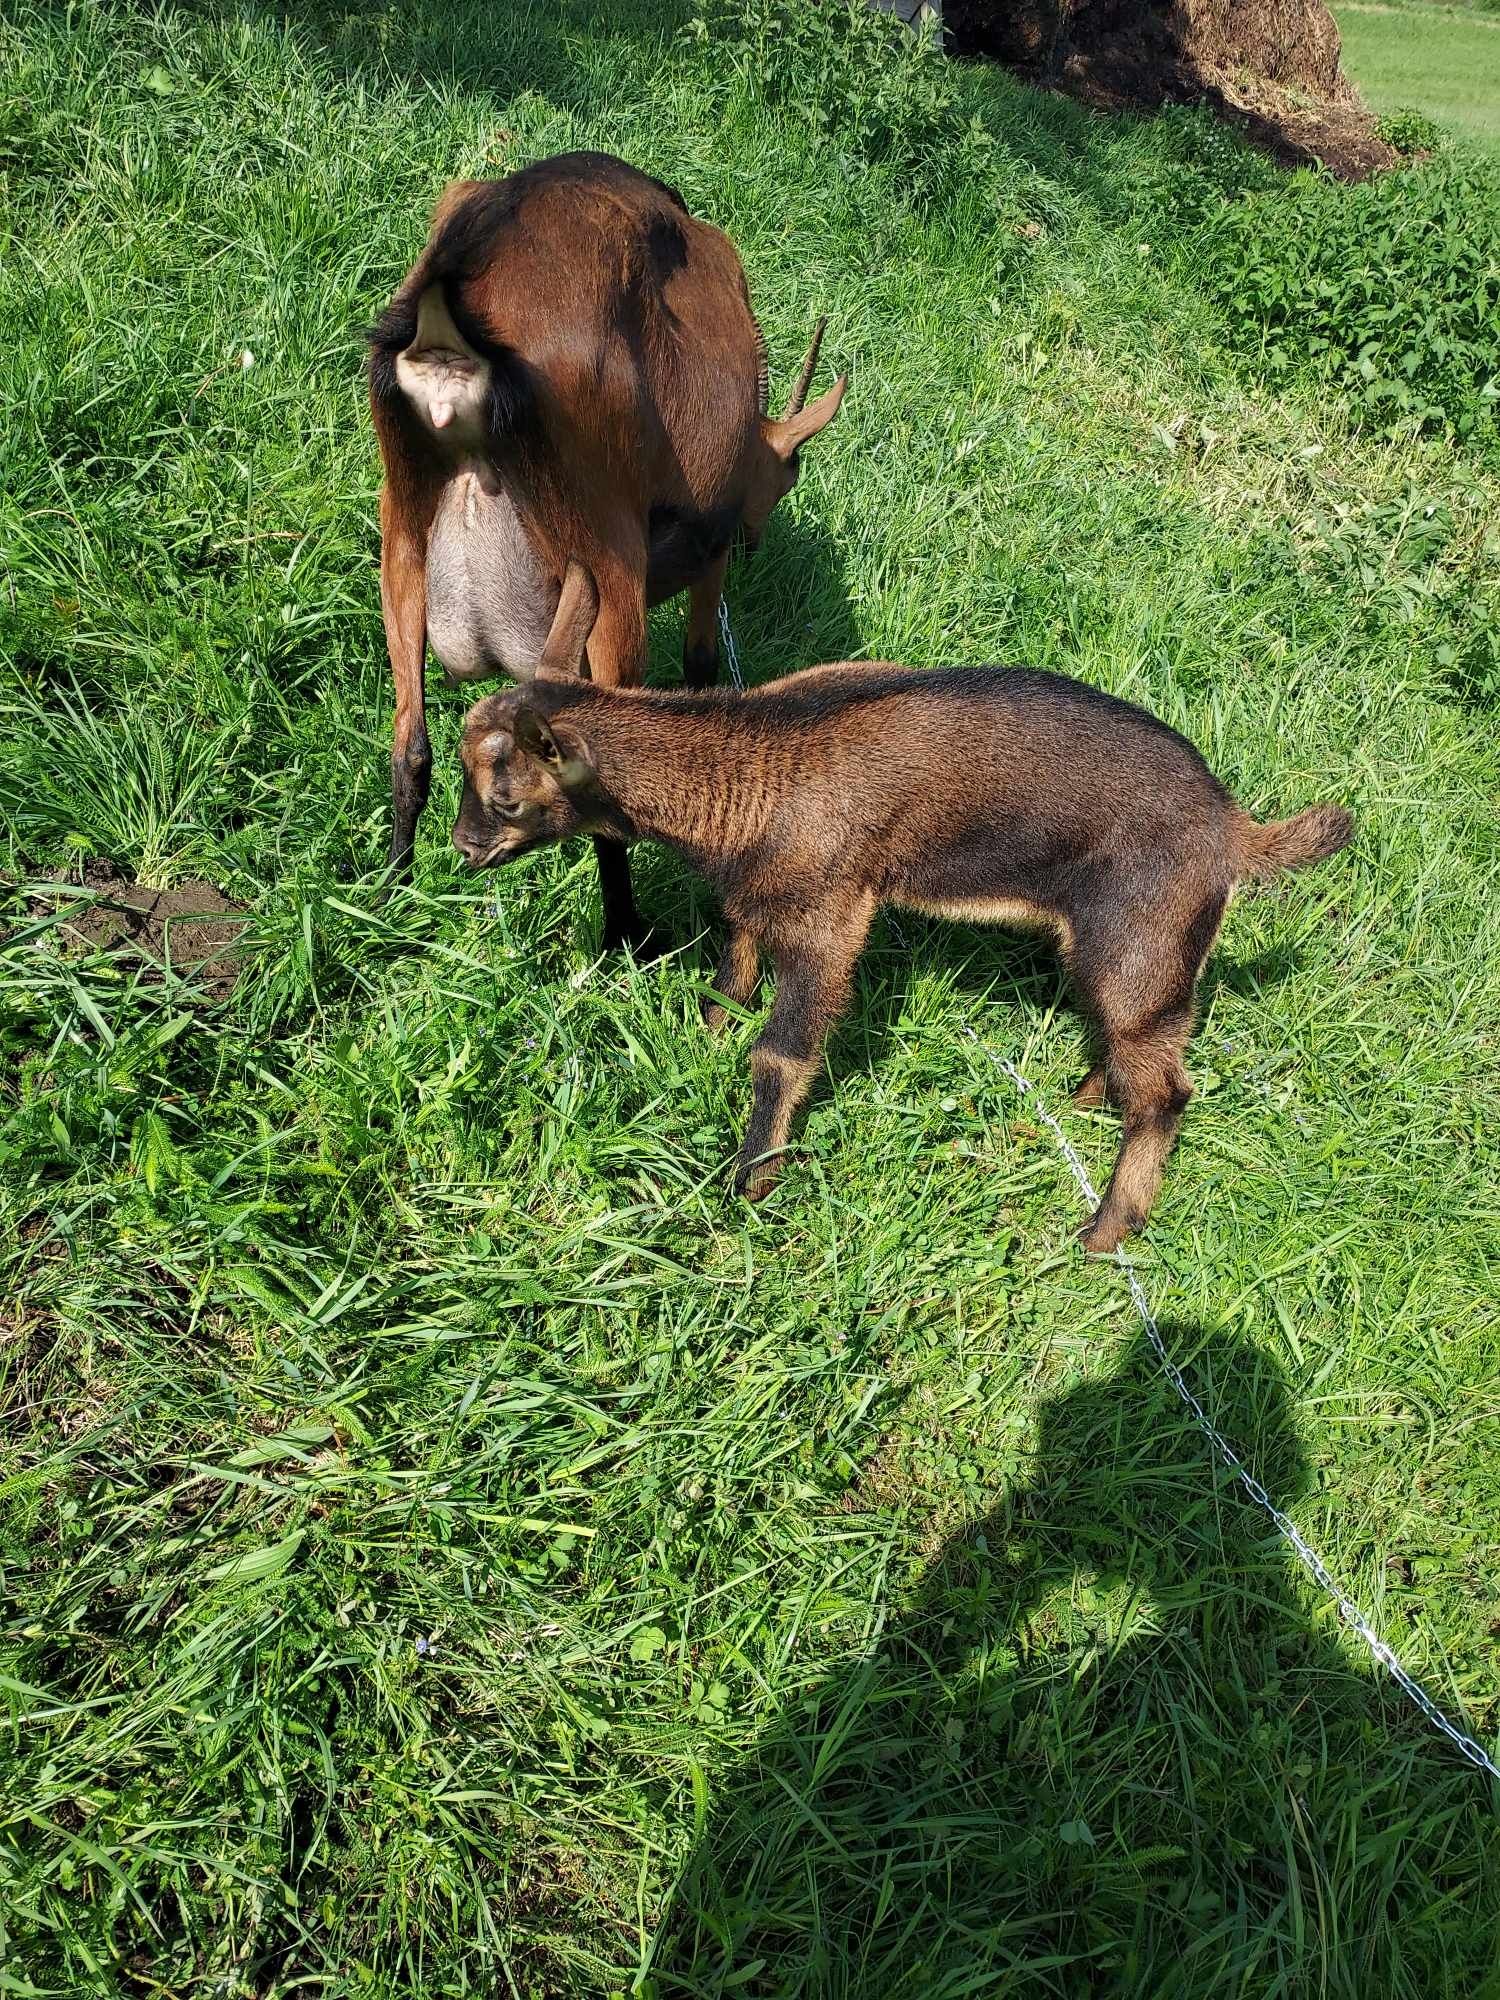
[{"left": 645, "top": 1322, "right": 1497, "bottom": 1997}]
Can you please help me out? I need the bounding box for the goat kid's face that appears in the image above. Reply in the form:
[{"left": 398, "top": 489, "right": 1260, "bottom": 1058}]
[{"left": 452, "top": 695, "right": 596, "bottom": 869}]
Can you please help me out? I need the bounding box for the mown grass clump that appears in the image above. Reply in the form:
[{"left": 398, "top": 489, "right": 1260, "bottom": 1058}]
[{"left": 2, "top": 1, "right": 1498, "bottom": 1994}]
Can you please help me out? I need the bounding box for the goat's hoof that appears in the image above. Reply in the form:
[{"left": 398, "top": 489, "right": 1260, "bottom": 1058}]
[
  {"left": 702, "top": 1001, "right": 729, "bottom": 1034},
  {"left": 734, "top": 1160, "right": 781, "bottom": 1202},
  {"left": 1077, "top": 1208, "right": 1136, "bottom": 1255}
]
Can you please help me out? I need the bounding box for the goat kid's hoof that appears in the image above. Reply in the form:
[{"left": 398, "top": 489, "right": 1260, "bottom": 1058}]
[
  {"left": 701, "top": 999, "right": 734, "bottom": 1035},
  {"left": 733, "top": 1160, "right": 782, "bottom": 1203},
  {"left": 1078, "top": 1209, "right": 1135, "bottom": 1255}
]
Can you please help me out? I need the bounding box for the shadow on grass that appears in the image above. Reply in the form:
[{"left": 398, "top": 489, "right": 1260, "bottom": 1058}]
[
  {"left": 243, "top": 0, "right": 1261, "bottom": 230},
  {"left": 645, "top": 1322, "right": 1495, "bottom": 1996},
  {"left": 779, "top": 910, "right": 1307, "bottom": 1144}
]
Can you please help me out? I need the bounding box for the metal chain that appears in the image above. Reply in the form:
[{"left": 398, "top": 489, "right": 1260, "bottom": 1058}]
[
  {"left": 960, "top": 1023, "right": 1499, "bottom": 1779},
  {"left": 717, "top": 599, "right": 746, "bottom": 692}
]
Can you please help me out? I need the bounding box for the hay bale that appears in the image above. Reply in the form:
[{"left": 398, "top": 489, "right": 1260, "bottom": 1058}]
[{"left": 944, "top": 0, "right": 1396, "bottom": 179}]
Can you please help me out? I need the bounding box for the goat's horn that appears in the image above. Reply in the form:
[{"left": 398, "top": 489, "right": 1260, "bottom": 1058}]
[{"left": 783, "top": 316, "right": 827, "bottom": 418}]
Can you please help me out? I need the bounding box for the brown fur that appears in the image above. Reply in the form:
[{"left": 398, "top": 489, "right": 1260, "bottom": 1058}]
[
  {"left": 367, "top": 152, "right": 846, "bottom": 946},
  {"left": 454, "top": 581, "right": 1353, "bottom": 1248}
]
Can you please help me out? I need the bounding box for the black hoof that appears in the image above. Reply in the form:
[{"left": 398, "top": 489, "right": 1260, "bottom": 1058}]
[{"left": 602, "top": 920, "right": 672, "bottom": 963}]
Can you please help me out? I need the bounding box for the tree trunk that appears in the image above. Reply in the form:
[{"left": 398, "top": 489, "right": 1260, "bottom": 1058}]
[{"left": 944, "top": 0, "right": 1396, "bottom": 179}]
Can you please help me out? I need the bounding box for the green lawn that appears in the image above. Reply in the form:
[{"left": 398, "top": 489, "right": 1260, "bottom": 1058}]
[
  {"left": 3, "top": 2, "right": 1499, "bottom": 1995},
  {"left": 1337, "top": 1, "right": 1500, "bottom": 148}
]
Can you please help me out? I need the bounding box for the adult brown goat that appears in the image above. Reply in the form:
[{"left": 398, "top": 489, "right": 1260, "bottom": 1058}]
[{"left": 367, "top": 151, "right": 846, "bottom": 947}]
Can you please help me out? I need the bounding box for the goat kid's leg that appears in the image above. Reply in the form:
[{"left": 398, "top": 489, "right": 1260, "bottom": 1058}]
[
  {"left": 1079, "top": 1021, "right": 1194, "bottom": 1254},
  {"left": 683, "top": 552, "right": 729, "bottom": 690},
  {"left": 704, "top": 925, "right": 761, "bottom": 1032},
  {"left": 734, "top": 911, "right": 871, "bottom": 1200},
  {"left": 1072, "top": 1065, "right": 1108, "bottom": 1109},
  {"left": 380, "top": 486, "right": 430, "bottom": 873},
  {"left": 1071, "top": 888, "right": 1224, "bottom": 1250}
]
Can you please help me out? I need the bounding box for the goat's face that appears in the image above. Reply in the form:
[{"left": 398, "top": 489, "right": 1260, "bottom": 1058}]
[{"left": 453, "top": 692, "right": 596, "bottom": 868}]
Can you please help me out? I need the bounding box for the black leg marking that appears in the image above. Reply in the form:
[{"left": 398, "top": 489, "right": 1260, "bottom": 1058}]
[
  {"left": 389, "top": 728, "right": 431, "bottom": 874},
  {"left": 594, "top": 835, "right": 647, "bottom": 954},
  {"left": 683, "top": 640, "right": 719, "bottom": 691}
]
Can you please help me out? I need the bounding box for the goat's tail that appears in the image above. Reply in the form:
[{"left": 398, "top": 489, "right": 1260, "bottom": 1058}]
[
  {"left": 1232, "top": 802, "right": 1354, "bottom": 881},
  {"left": 367, "top": 180, "right": 531, "bottom": 436}
]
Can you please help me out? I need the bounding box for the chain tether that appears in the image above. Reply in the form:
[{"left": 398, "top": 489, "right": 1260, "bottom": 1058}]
[
  {"left": 959, "top": 1024, "right": 1498, "bottom": 1779},
  {"left": 717, "top": 599, "right": 746, "bottom": 691}
]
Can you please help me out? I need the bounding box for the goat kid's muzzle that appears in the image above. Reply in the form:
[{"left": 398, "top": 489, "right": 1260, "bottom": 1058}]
[{"left": 452, "top": 824, "right": 547, "bottom": 870}]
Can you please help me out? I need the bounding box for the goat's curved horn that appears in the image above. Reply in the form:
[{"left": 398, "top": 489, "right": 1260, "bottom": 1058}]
[{"left": 783, "top": 316, "right": 828, "bottom": 418}]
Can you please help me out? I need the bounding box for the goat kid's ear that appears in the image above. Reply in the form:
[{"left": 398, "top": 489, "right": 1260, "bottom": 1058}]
[
  {"left": 512, "top": 704, "right": 593, "bottom": 789},
  {"left": 763, "top": 374, "right": 848, "bottom": 461}
]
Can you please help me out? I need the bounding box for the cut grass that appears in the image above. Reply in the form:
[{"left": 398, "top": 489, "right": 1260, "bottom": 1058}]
[
  {"left": 2, "top": 2, "right": 1499, "bottom": 1995},
  {"left": 1336, "top": 1, "right": 1500, "bottom": 150}
]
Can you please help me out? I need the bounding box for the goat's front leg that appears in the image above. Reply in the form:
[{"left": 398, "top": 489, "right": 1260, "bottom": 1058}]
[
  {"left": 683, "top": 551, "right": 729, "bottom": 690},
  {"left": 734, "top": 908, "right": 872, "bottom": 1200},
  {"left": 703, "top": 925, "right": 761, "bottom": 1032},
  {"left": 584, "top": 543, "right": 650, "bottom": 950},
  {"left": 380, "top": 483, "right": 431, "bottom": 874}
]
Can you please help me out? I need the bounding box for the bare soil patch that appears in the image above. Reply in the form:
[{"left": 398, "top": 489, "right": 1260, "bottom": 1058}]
[{"left": 39, "top": 860, "right": 245, "bottom": 998}]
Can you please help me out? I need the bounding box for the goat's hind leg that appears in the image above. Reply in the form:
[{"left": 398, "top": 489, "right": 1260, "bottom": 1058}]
[
  {"left": 1072, "top": 888, "right": 1226, "bottom": 1251},
  {"left": 1079, "top": 1021, "right": 1194, "bottom": 1253},
  {"left": 683, "top": 552, "right": 729, "bottom": 690},
  {"left": 379, "top": 484, "right": 431, "bottom": 874},
  {"left": 703, "top": 925, "right": 761, "bottom": 1032},
  {"left": 1072, "top": 1065, "right": 1109, "bottom": 1109}
]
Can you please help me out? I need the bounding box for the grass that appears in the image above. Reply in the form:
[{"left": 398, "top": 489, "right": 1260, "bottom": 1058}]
[
  {"left": 2, "top": 1, "right": 1499, "bottom": 1993},
  {"left": 1336, "top": 0, "right": 1500, "bottom": 150}
]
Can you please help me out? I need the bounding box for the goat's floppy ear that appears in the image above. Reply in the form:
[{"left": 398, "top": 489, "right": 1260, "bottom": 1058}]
[
  {"left": 512, "top": 703, "right": 593, "bottom": 789},
  {"left": 537, "top": 560, "right": 600, "bottom": 680}
]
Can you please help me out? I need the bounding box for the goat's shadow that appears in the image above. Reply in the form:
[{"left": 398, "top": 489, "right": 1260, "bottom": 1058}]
[
  {"left": 666, "top": 893, "right": 1312, "bottom": 1164},
  {"left": 643, "top": 1322, "right": 1497, "bottom": 1996}
]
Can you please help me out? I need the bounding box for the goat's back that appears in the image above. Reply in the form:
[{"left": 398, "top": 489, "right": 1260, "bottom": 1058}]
[
  {"left": 744, "top": 663, "right": 1229, "bottom": 823},
  {"left": 610, "top": 663, "right": 1245, "bottom": 910},
  {"left": 372, "top": 153, "right": 764, "bottom": 518}
]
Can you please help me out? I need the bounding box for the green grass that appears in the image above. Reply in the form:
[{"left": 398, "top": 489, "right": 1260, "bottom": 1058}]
[
  {"left": 1337, "top": 1, "right": 1500, "bottom": 149},
  {"left": 3, "top": 1, "right": 1500, "bottom": 1993}
]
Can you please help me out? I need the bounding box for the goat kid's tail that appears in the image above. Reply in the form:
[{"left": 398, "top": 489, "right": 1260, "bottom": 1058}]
[{"left": 1233, "top": 802, "right": 1353, "bottom": 881}]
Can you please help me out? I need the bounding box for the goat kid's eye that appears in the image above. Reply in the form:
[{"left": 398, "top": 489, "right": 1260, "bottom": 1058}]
[{"left": 496, "top": 800, "right": 526, "bottom": 822}]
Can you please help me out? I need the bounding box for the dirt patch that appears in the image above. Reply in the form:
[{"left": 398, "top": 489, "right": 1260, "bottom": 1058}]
[
  {"left": 945, "top": 0, "right": 1398, "bottom": 181},
  {"left": 38, "top": 860, "right": 245, "bottom": 998}
]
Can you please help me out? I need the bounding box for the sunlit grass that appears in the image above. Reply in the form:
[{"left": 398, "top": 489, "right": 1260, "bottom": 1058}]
[{"left": 1, "top": 2, "right": 1497, "bottom": 1994}]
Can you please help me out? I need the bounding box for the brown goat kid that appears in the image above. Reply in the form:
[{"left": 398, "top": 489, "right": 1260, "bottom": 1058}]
[
  {"left": 368, "top": 151, "right": 846, "bottom": 947},
  {"left": 454, "top": 572, "right": 1353, "bottom": 1250}
]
